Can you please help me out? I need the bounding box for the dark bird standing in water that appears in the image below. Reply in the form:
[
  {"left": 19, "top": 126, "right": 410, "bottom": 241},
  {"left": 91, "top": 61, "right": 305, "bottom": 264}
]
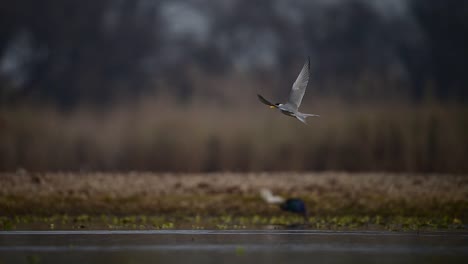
[{"left": 260, "top": 189, "right": 308, "bottom": 222}]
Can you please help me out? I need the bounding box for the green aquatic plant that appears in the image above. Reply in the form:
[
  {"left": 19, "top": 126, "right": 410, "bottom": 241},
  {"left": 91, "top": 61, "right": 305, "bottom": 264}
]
[
  {"left": 75, "top": 215, "right": 90, "bottom": 222},
  {"left": 0, "top": 217, "right": 14, "bottom": 230},
  {"left": 235, "top": 246, "right": 245, "bottom": 256},
  {"left": 216, "top": 224, "right": 228, "bottom": 229},
  {"left": 161, "top": 222, "right": 174, "bottom": 229},
  {"left": 26, "top": 255, "right": 41, "bottom": 264}
]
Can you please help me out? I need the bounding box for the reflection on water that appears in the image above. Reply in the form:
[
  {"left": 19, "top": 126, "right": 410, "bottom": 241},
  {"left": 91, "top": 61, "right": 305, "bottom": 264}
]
[{"left": 1, "top": 230, "right": 467, "bottom": 264}]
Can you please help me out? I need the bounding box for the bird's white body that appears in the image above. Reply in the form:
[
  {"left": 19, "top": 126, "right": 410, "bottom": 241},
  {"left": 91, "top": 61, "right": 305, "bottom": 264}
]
[{"left": 275, "top": 103, "right": 319, "bottom": 124}]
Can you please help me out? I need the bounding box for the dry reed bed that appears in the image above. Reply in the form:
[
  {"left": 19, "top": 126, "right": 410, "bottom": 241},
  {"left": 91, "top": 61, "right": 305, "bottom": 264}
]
[
  {"left": 1, "top": 172, "right": 466, "bottom": 219},
  {"left": 1, "top": 101, "right": 468, "bottom": 173}
]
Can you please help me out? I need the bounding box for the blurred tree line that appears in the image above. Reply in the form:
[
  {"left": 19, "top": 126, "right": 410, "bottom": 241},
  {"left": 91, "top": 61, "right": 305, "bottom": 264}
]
[{"left": 0, "top": 0, "right": 467, "bottom": 108}]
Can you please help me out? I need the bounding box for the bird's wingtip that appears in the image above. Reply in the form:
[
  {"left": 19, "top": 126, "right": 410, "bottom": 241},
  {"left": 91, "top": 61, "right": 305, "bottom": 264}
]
[{"left": 257, "top": 94, "right": 276, "bottom": 107}]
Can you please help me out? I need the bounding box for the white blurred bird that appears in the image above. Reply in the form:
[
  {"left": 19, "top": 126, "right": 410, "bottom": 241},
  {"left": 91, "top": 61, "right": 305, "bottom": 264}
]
[
  {"left": 257, "top": 57, "right": 319, "bottom": 124},
  {"left": 260, "top": 188, "right": 285, "bottom": 204}
]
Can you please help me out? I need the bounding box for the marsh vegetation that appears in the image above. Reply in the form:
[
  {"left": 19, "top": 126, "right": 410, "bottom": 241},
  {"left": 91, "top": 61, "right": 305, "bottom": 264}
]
[{"left": 1, "top": 172, "right": 466, "bottom": 230}]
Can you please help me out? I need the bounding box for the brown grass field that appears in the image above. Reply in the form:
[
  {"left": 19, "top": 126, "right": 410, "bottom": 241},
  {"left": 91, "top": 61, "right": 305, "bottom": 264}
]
[{"left": 1, "top": 171, "right": 467, "bottom": 230}]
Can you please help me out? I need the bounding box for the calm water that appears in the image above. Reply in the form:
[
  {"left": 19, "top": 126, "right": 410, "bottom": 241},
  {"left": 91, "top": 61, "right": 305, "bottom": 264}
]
[{"left": 0, "top": 230, "right": 467, "bottom": 264}]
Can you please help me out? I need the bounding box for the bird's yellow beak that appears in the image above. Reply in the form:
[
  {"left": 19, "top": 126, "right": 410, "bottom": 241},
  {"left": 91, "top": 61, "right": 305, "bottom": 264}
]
[{"left": 269, "top": 105, "right": 276, "bottom": 109}]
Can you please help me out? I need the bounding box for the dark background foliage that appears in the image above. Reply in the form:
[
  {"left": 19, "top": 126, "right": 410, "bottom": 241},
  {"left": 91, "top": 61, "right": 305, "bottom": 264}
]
[{"left": 1, "top": 0, "right": 467, "bottom": 107}]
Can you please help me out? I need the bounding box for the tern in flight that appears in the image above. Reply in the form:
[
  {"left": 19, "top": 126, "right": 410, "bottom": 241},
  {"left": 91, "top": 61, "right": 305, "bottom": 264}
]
[{"left": 257, "top": 57, "right": 319, "bottom": 124}]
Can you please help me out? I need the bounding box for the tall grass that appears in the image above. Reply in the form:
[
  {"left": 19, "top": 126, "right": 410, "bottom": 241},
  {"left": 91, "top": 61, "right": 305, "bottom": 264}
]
[{"left": 1, "top": 96, "right": 467, "bottom": 173}]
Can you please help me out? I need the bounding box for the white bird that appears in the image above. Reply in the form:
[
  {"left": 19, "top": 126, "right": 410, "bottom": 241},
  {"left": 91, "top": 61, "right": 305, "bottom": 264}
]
[
  {"left": 260, "top": 188, "right": 285, "bottom": 204},
  {"left": 257, "top": 57, "right": 319, "bottom": 124}
]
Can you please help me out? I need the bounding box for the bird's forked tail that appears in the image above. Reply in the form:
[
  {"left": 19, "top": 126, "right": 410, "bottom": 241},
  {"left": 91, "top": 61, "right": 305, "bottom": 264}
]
[{"left": 296, "top": 112, "right": 320, "bottom": 125}]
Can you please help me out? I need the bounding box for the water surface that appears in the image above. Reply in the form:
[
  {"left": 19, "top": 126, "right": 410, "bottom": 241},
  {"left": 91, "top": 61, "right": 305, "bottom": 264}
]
[{"left": 1, "top": 230, "right": 467, "bottom": 264}]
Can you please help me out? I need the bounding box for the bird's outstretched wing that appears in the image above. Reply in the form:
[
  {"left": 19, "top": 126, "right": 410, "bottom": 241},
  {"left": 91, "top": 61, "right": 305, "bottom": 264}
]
[
  {"left": 287, "top": 57, "right": 310, "bottom": 111},
  {"left": 257, "top": 94, "right": 275, "bottom": 107}
]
